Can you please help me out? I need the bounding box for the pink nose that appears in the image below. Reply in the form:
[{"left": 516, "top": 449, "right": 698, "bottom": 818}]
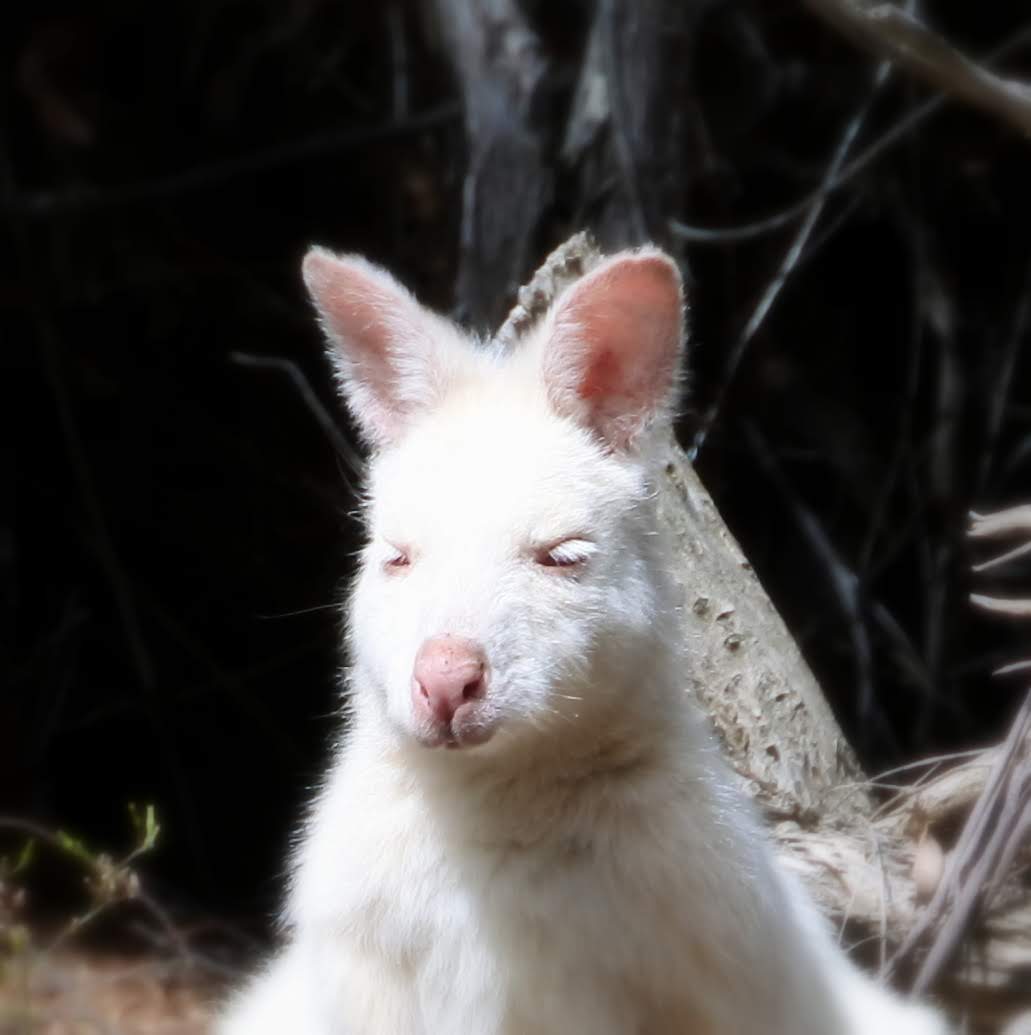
[{"left": 412, "top": 636, "right": 487, "bottom": 725}]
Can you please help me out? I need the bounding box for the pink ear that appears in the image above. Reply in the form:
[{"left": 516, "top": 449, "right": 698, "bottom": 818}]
[
  {"left": 302, "top": 247, "right": 458, "bottom": 448},
  {"left": 543, "top": 250, "right": 685, "bottom": 449}
]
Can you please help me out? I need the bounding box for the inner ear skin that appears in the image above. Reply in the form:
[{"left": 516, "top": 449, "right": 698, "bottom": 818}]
[
  {"left": 303, "top": 247, "right": 459, "bottom": 449},
  {"left": 579, "top": 347, "right": 620, "bottom": 402},
  {"left": 545, "top": 252, "right": 684, "bottom": 450}
]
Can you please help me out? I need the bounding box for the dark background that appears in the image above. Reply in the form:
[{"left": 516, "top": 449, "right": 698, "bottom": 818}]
[{"left": 4, "top": 0, "right": 1030, "bottom": 931}]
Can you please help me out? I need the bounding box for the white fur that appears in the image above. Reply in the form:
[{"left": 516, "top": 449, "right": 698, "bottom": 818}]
[{"left": 218, "top": 248, "right": 946, "bottom": 1034}]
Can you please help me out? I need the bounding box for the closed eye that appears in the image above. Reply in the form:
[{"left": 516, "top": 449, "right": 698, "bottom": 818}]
[
  {"left": 383, "top": 543, "right": 412, "bottom": 573},
  {"left": 534, "top": 537, "right": 597, "bottom": 570}
]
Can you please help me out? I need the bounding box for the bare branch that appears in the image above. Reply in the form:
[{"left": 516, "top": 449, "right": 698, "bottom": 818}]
[
  {"left": 971, "top": 594, "right": 1031, "bottom": 618},
  {"left": 230, "top": 352, "right": 364, "bottom": 489},
  {"left": 891, "top": 689, "right": 1031, "bottom": 991},
  {"left": 803, "top": 0, "right": 1031, "bottom": 136},
  {"left": 970, "top": 505, "right": 1031, "bottom": 540}
]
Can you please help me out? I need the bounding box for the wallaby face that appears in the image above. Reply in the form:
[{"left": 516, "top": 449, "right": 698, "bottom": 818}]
[{"left": 303, "top": 247, "right": 684, "bottom": 754}]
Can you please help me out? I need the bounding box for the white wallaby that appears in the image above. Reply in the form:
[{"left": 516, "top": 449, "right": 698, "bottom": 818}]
[{"left": 218, "top": 245, "right": 946, "bottom": 1034}]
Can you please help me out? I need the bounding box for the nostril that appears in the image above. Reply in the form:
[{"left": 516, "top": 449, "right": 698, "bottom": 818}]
[{"left": 412, "top": 638, "right": 488, "bottom": 723}]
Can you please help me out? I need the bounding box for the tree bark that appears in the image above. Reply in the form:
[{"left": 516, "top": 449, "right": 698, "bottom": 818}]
[{"left": 658, "top": 447, "right": 871, "bottom": 817}]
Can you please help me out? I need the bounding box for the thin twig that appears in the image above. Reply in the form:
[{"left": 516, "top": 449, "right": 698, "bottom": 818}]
[
  {"left": 230, "top": 352, "right": 364, "bottom": 487},
  {"left": 978, "top": 256, "right": 1031, "bottom": 492},
  {"left": 689, "top": 56, "right": 892, "bottom": 460},
  {"left": 857, "top": 210, "right": 927, "bottom": 577},
  {"left": 972, "top": 538, "right": 1031, "bottom": 574},
  {"left": 743, "top": 423, "right": 896, "bottom": 752},
  {"left": 995, "top": 659, "right": 1031, "bottom": 676},
  {"left": 970, "top": 504, "right": 1031, "bottom": 539},
  {"left": 970, "top": 593, "right": 1031, "bottom": 617},
  {"left": 890, "top": 689, "right": 1031, "bottom": 989}
]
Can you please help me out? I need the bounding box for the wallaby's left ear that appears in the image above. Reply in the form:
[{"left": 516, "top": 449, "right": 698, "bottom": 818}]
[{"left": 541, "top": 249, "right": 685, "bottom": 450}]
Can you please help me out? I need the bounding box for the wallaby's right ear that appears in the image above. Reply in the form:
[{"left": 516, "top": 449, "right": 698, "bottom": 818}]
[{"left": 302, "top": 247, "right": 461, "bottom": 449}]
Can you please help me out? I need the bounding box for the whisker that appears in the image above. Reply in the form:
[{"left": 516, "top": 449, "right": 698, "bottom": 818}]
[{"left": 259, "top": 602, "right": 343, "bottom": 619}]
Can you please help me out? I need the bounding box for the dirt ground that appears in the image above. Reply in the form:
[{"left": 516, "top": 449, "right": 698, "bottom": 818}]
[{"left": 0, "top": 952, "right": 220, "bottom": 1035}]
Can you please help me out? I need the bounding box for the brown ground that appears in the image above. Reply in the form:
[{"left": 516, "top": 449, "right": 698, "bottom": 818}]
[{"left": 0, "top": 952, "right": 219, "bottom": 1035}]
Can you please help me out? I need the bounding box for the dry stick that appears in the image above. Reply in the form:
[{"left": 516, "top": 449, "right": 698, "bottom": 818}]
[
  {"left": 970, "top": 595, "right": 1031, "bottom": 618},
  {"left": 802, "top": 0, "right": 1031, "bottom": 137},
  {"left": 857, "top": 211, "right": 926, "bottom": 578},
  {"left": 688, "top": 57, "right": 892, "bottom": 460},
  {"left": 670, "top": 200, "right": 824, "bottom": 245},
  {"left": 743, "top": 423, "right": 895, "bottom": 752},
  {"left": 869, "top": 600, "right": 937, "bottom": 707},
  {"left": 920, "top": 266, "right": 962, "bottom": 745},
  {"left": 970, "top": 501, "right": 1031, "bottom": 616},
  {"left": 890, "top": 689, "right": 1031, "bottom": 989},
  {"left": 978, "top": 256, "right": 1031, "bottom": 493},
  {"left": 918, "top": 699, "right": 1031, "bottom": 993},
  {"left": 851, "top": 219, "right": 942, "bottom": 718},
  {"left": 970, "top": 505, "right": 1031, "bottom": 538},
  {"left": 871, "top": 829, "right": 893, "bottom": 978},
  {"left": 997, "top": 659, "right": 1031, "bottom": 676},
  {"left": 971, "top": 540, "right": 1031, "bottom": 574},
  {"left": 870, "top": 748, "right": 985, "bottom": 785},
  {"left": 970, "top": 504, "right": 1031, "bottom": 583}
]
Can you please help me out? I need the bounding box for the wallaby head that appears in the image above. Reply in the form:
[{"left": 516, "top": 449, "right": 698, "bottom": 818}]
[{"left": 302, "top": 246, "right": 686, "bottom": 760}]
